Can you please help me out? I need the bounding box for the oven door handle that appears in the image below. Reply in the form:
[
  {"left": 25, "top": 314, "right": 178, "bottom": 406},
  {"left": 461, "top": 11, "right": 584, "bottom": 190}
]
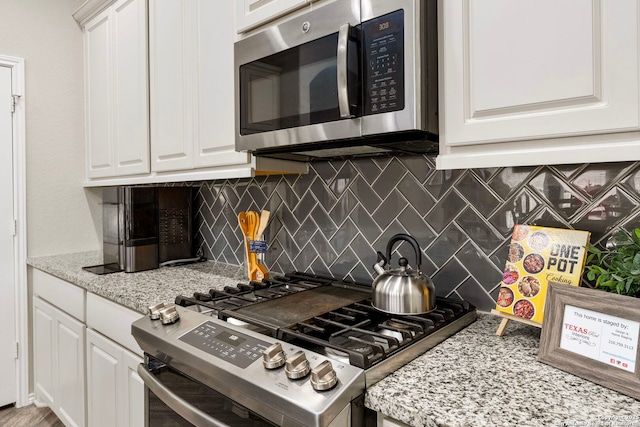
[
  {"left": 137, "top": 364, "right": 232, "bottom": 427},
  {"left": 337, "top": 23, "right": 354, "bottom": 118}
]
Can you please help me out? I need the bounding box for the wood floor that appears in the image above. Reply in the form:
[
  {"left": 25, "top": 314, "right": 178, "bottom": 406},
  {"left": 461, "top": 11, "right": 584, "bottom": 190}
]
[{"left": 0, "top": 404, "right": 63, "bottom": 427}]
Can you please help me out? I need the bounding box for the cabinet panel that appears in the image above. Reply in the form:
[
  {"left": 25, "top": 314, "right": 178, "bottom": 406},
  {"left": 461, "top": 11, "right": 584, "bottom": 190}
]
[
  {"left": 55, "top": 311, "right": 86, "bottom": 427},
  {"left": 149, "top": 0, "right": 193, "bottom": 172},
  {"left": 113, "top": 0, "right": 150, "bottom": 175},
  {"left": 235, "top": 0, "right": 308, "bottom": 33},
  {"left": 85, "top": 9, "right": 113, "bottom": 179},
  {"left": 195, "top": 0, "right": 250, "bottom": 168},
  {"left": 33, "top": 297, "right": 55, "bottom": 407},
  {"left": 441, "top": 0, "right": 639, "bottom": 147},
  {"left": 87, "top": 329, "right": 120, "bottom": 427},
  {"left": 86, "top": 329, "right": 144, "bottom": 427},
  {"left": 123, "top": 350, "right": 144, "bottom": 427}
]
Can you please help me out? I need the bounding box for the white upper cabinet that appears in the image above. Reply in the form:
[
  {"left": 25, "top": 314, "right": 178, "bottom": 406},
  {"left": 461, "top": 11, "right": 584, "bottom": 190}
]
[
  {"left": 438, "top": 0, "right": 640, "bottom": 169},
  {"left": 150, "top": 0, "right": 249, "bottom": 172},
  {"left": 235, "top": 0, "right": 308, "bottom": 33},
  {"left": 84, "top": 0, "right": 149, "bottom": 178}
]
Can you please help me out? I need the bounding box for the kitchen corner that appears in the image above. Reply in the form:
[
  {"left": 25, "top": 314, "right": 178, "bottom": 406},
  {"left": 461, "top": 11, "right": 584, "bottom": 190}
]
[{"left": 28, "top": 252, "right": 640, "bottom": 427}]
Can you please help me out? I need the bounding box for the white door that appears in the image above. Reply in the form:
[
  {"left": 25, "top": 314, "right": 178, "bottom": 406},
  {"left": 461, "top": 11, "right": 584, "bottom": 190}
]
[{"left": 0, "top": 65, "right": 16, "bottom": 407}]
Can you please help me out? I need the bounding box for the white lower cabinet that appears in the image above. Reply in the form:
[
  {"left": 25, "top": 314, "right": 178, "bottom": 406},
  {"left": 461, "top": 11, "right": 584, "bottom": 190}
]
[
  {"left": 377, "top": 414, "right": 411, "bottom": 427},
  {"left": 86, "top": 329, "right": 144, "bottom": 427},
  {"left": 33, "top": 296, "right": 86, "bottom": 427},
  {"left": 32, "top": 269, "right": 145, "bottom": 427}
]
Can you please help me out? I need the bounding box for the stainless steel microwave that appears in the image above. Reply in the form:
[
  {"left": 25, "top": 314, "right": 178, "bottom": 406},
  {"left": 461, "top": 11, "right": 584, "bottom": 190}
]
[{"left": 234, "top": 0, "right": 438, "bottom": 161}]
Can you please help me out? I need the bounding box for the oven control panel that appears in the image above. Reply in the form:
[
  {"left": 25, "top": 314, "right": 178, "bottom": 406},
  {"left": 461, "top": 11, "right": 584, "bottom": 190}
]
[{"left": 179, "top": 321, "right": 270, "bottom": 369}]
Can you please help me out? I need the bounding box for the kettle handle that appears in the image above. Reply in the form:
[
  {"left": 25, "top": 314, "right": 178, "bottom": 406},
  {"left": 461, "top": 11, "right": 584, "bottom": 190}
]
[{"left": 386, "top": 234, "right": 422, "bottom": 272}]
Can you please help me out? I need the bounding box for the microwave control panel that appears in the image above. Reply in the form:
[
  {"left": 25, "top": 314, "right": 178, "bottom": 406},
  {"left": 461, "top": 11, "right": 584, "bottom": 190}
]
[{"left": 363, "top": 10, "right": 404, "bottom": 116}]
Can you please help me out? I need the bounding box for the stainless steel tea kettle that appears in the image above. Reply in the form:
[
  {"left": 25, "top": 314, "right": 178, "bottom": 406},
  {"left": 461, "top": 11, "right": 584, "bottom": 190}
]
[{"left": 372, "top": 234, "right": 436, "bottom": 315}]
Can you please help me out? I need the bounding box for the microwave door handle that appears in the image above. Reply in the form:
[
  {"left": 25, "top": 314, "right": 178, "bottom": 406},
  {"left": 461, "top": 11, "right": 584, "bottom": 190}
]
[
  {"left": 337, "top": 23, "right": 354, "bottom": 118},
  {"left": 137, "top": 364, "right": 232, "bottom": 427}
]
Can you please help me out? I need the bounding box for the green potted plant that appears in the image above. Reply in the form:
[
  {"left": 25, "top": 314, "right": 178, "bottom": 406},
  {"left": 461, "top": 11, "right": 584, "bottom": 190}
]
[{"left": 584, "top": 228, "right": 640, "bottom": 297}]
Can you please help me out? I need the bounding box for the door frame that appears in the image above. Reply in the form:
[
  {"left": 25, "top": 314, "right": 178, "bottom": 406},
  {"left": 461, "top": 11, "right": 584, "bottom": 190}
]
[{"left": 0, "top": 54, "right": 28, "bottom": 407}]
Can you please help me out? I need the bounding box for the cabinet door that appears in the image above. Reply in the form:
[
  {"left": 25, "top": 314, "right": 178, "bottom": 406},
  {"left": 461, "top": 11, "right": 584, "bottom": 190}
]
[
  {"left": 55, "top": 309, "right": 86, "bottom": 427},
  {"left": 235, "top": 0, "right": 308, "bottom": 33},
  {"left": 194, "top": 0, "right": 250, "bottom": 168},
  {"left": 441, "top": 0, "right": 639, "bottom": 146},
  {"left": 33, "top": 297, "right": 55, "bottom": 407},
  {"left": 85, "top": 8, "right": 113, "bottom": 179},
  {"left": 112, "top": 0, "right": 150, "bottom": 176},
  {"left": 87, "top": 329, "right": 121, "bottom": 427},
  {"left": 87, "top": 329, "right": 144, "bottom": 427},
  {"left": 149, "top": 0, "right": 194, "bottom": 172},
  {"left": 123, "top": 350, "right": 144, "bottom": 427}
]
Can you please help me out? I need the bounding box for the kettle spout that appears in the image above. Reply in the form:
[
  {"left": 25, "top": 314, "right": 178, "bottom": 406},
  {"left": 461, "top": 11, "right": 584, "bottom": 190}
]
[{"left": 373, "top": 251, "right": 387, "bottom": 276}]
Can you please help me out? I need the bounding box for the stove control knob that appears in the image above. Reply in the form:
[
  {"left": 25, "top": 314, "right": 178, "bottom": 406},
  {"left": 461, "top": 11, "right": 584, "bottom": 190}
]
[
  {"left": 148, "top": 302, "right": 165, "bottom": 320},
  {"left": 262, "top": 343, "right": 286, "bottom": 369},
  {"left": 159, "top": 305, "right": 180, "bottom": 325},
  {"left": 310, "top": 360, "right": 338, "bottom": 391},
  {"left": 284, "top": 351, "right": 310, "bottom": 379}
]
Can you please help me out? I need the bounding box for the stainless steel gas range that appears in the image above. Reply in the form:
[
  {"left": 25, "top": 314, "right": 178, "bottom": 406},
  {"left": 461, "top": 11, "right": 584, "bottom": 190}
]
[{"left": 132, "top": 272, "right": 476, "bottom": 427}]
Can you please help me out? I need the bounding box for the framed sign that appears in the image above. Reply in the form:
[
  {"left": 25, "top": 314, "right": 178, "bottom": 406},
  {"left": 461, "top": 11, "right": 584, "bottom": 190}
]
[{"left": 538, "top": 283, "right": 640, "bottom": 400}]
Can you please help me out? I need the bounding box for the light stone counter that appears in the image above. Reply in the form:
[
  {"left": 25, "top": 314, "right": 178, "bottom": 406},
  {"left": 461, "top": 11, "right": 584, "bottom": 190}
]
[
  {"left": 29, "top": 253, "right": 640, "bottom": 426},
  {"left": 365, "top": 314, "right": 640, "bottom": 427},
  {"left": 27, "top": 251, "right": 246, "bottom": 313}
]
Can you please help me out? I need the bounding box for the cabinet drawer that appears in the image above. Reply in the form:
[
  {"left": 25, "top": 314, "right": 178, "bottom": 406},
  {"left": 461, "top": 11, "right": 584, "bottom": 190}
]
[
  {"left": 32, "top": 269, "right": 86, "bottom": 322},
  {"left": 86, "top": 293, "right": 144, "bottom": 356}
]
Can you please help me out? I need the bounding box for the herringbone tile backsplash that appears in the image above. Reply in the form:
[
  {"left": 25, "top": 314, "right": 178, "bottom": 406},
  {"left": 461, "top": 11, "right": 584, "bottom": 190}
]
[{"left": 193, "top": 156, "right": 640, "bottom": 312}]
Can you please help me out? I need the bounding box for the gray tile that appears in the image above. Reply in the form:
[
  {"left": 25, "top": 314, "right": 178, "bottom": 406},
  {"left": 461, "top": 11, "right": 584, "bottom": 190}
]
[
  {"left": 527, "top": 207, "right": 570, "bottom": 230},
  {"left": 349, "top": 262, "right": 374, "bottom": 285},
  {"left": 280, "top": 206, "right": 300, "bottom": 235},
  {"left": 310, "top": 178, "right": 337, "bottom": 210},
  {"left": 372, "top": 220, "right": 410, "bottom": 252},
  {"left": 529, "top": 169, "right": 587, "bottom": 220},
  {"left": 372, "top": 190, "right": 408, "bottom": 230},
  {"left": 310, "top": 231, "right": 338, "bottom": 266},
  {"left": 488, "top": 166, "right": 537, "bottom": 199},
  {"left": 621, "top": 165, "right": 640, "bottom": 200},
  {"left": 312, "top": 162, "right": 338, "bottom": 183},
  {"left": 349, "top": 176, "right": 382, "bottom": 214},
  {"left": 348, "top": 234, "right": 376, "bottom": 268},
  {"left": 330, "top": 162, "right": 358, "bottom": 197},
  {"left": 311, "top": 205, "right": 338, "bottom": 238},
  {"left": 425, "top": 169, "right": 464, "bottom": 199},
  {"left": 397, "top": 173, "right": 436, "bottom": 216},
  {"left": 292, "top": 173, "right": 316, "bottom": 199},
  {"left": 472, "top": 168, "right": 500, "bottom": 182},
  {"left": 329, "top": 191, "right": 359, "bottom": 225},
  {"left": 276, "top": 180, "right": 299, "bottom": 208},
  {"left": 425, "top": 223, "right": 467, "bottom": 267},
  {"left": 455, "top": 172, "right": 501, "bottom": 217},
  {"left": 571, "top": 162, "right": 635, "bottom": 200},
  {"left": 330, "top": 247, "right": 359, "bottom": 278},
  {"left": 425, "top": 190, "right": 465, "bottom": 233},
  {"left": 431, "top": 258, "right": 468, "bottom": 297},
  {"left": 399, "top": 155, "right": 434, "bottom": 183},
  {"left": 310, "top": 257, "right": 331, "bottom": 276},
  {"left": 490, "top": 240, "right": 510, "bottom": 270},
  {"left": 350, "top": 158, "right": 382, "bottom": 183},
  {"left": 294, "top": 241, "right": 319, "bottom": 269},
  {"left": 455, "top": 241, "right": 502, "bottom": 292},
  {"left": 293, "top": 217, "right": 317, "bottom": 250},
  {"left": 551, "top": 163, "right": 586, "bottom": 179},
  {"left": 455, "top": 207, "right": 503, "bottom": 255},
  {"left": 350, "top": 205, "right": 382, "bottom": 245},
  {"left": 456, "top": 277, "right": 497, "bottom": 312},
  {"left": 329, "top": 219, "right": 359, "bottom": 253},
  {"left": 372, "top": 158, "right": 407, "bottom": 199},
  {"left": 489, "top": 189, "right": 542, "bottom": 237},
  {"left": 264, "top": 191, "right": 283, "bottom": 215},
  {"left": 293, "top": 192, "right": 317, "bottom": 223},
  {"left": 397, "top": 206, "right": 436, "bottom": 247},
  {"left": 572, "top": 187, "right": 638, "bottom": 241}
]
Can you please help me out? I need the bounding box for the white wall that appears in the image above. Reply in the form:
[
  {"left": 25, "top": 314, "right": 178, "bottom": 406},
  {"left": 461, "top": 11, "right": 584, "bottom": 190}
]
[{"left": 0, "top": 0, "right": 102, "bottom": 257}]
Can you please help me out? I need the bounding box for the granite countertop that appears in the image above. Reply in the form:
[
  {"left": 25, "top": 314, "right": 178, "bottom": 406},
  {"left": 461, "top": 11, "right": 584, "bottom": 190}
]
[
  {"left": 29, "top": 252, "right": 640, "bottom": 426},
  {"left": 27, "top": 251, "right": 247, "bottom": 313},
  {"left": 365, "top": 314, "right": 640, "bottom": 427}
]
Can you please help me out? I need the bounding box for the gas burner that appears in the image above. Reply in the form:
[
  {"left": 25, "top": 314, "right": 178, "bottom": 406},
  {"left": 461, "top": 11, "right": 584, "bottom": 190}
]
[
  {"left": 384, "top": 319, "right": 415, "bottom": 330},
  {"left": 328, "top": 333, "right": 375, "bottom": 354}
]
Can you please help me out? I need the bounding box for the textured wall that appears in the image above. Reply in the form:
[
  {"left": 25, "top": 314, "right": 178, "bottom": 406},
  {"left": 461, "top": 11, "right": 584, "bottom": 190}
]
[
  {"left": 195, "top": 156, "right": 640, "bottom": 312},
  {"left": 0, "top": 0, "right": 102, "bottom": 257}
]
